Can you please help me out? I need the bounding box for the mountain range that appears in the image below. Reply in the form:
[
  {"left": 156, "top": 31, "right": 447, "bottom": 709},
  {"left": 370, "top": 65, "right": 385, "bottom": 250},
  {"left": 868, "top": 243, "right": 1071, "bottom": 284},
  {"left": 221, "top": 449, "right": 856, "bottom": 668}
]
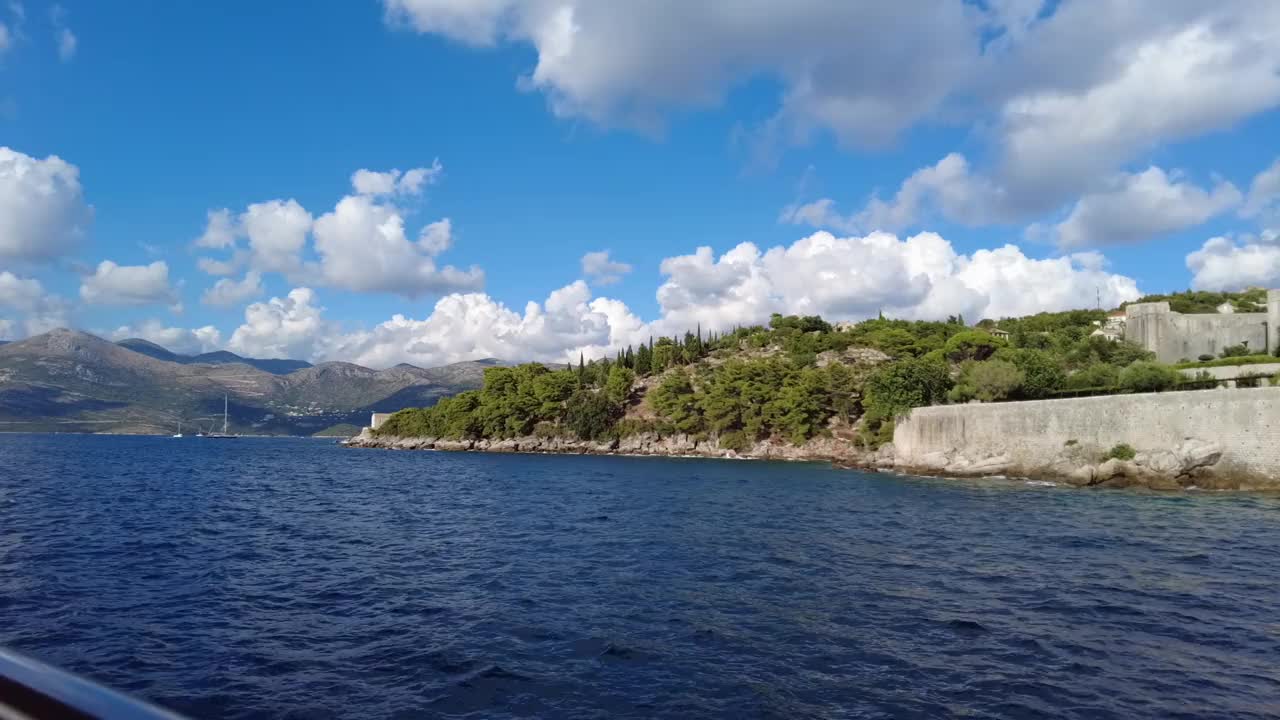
[{"left": 0, "top": 329, "right": 494, "bottom": 436}]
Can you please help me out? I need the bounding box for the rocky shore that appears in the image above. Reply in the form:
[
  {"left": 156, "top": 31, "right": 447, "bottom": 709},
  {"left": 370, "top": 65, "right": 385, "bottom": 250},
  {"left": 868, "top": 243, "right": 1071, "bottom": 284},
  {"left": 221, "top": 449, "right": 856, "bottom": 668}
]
[{"left": 346, "top": 428, "right": 1268, "bottom": 490}]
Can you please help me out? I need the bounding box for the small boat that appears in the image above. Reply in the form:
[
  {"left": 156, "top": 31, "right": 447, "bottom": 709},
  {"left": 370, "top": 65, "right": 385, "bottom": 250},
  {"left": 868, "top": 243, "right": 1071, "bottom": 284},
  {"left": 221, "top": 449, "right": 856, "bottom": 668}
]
[
  {"left": 205, "top": 395, "right": 239, "bottom": 439},
  {"left": 172, "top": 420, "right": 183, "bottom": 438}
]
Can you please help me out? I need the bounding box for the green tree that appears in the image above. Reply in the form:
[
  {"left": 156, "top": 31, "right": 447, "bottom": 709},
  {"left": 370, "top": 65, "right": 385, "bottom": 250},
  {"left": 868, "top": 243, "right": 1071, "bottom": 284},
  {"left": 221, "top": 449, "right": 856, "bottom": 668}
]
[
  {"left": 948, "top": 359, "right": 1025, "bottom": 403},
  {"left": 604, "top": 364, "right": 636, "bottom": 405},
  {"left": 998, "top": 348, "right": 1065, "bottom": 398},
  {"left": 564, "top": 389, "right": 621, "bottom": 440},
  {"left": 650, "top": 369, "right": 703, "bottom": 434},
  {"left": 943, "top": 330, "right": 1006, "bottom": 363},
  {"left": 863, "top": 356, "right": 953, "bottom": 421}
]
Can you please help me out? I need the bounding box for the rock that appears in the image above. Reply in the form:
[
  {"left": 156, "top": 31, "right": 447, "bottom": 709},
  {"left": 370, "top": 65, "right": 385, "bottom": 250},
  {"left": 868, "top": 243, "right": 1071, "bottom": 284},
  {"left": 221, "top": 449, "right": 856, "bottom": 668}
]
[{"left": 1176, "top": 439, "right": 1222, "bottom": 473}]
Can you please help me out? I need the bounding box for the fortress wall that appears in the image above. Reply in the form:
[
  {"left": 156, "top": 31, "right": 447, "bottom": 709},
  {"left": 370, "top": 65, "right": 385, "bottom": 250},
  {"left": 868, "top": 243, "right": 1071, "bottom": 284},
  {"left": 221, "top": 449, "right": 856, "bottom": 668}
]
[
  {"left": 1125, "top": 302, "right": 1270, "bottom": 362},
  {"left": 893, "top": 388, "right": 1280, "bottom": 481}
]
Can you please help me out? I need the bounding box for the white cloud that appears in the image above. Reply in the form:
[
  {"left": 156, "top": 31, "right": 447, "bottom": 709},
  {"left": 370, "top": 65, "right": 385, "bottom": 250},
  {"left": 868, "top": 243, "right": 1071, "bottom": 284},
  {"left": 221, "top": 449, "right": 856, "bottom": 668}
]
[
  {"left": 241, "top": 199, "right": 311, "bottom": 273},
  {"left": 384, "top": 0, "right": 986, "bottom": 144},
  {"left": 194, "top": 209, "right": 239, "bottom": 250},
  {"left": 417, "top": 218, "right": 453, "bottom": 254},
  {"left": 49, "top": 3, "right": 74, "bottom": 61},
  {"left": 350, "top": 161, "right": 442, "bottom": 197},
  {"left": 56, "top": 27, "right": 74, "bottom": 61},
  {"left": 193, "top": 163, "right": 478, "bottom": 298},
  {"left": 0, "top": 146, "right": 91, "bottom": 262},
  {"left": 786, "top": 153, "right": 1007, "bottom": 234},
  {"left": 1053, "top": 167, "right": 1241, "bottom": 249},
  {"left": 1243, "top": 157, "right": 1280, "bottom": 222},
  {"left": 0, "top": 271, "right": 71, "bottom": 336},
  {"left": 311, "top": 193, "right": 483, "bottom": 297},
  {"left": 1186, "top": 230, "right": 1280, "bottom": 291},
  {"left": 0, "top": 22, "right": 10, "bottom": 55},
  {"left": 220, "top": 229, "right": 1141, "bottom": 368},
  {"left": 580, "top": 250, "right": 632, "bottom": 285},
  {"left": 79, "top": 260, "right": 179, "bottom": 307},
  {"left": 107, "top": 320, "right": 223, "bottom": 356},
  {"left": 201, "top": 271, "right": 263, "bottom": 308},
  {"left": 652, "top": 231, "right": 1140, "bottom": 329},
  {"left": 227, "top": 288, "right": 330, "bottom": 360}
]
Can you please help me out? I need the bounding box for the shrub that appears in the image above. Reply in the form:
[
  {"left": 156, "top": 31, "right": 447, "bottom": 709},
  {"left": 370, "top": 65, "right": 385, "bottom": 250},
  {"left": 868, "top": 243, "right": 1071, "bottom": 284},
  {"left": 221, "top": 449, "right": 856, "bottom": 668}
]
[
  {"left": 1273, "top": 370, "right": 1280, "bottom": 386},
  {"left": 1221, "top": 344, "right": 1252, "bottom": 358},
  {"left": 1064, "top": 439, "right": 1078, "bottom": 446},
  {"left": 948, "top": 359, "right": 1024, "bottom": 403},
  {"left": 863, "top": 356, "right": 953, "bottom": 421},
  {"left": 1118, "top": 361, "right": 1181, "bottom": 393},
  {"left": 1197, "top": 354, "right": 1214, "bottom": 362},
  {"left": 1105, "top": 443, "right": 1136, "bottom": 461},
  {"left": 532, "top": 421, "right": 561, "bottom": 439},
  {"left": 1175, "top": 354, "right": 1277, "bottom": 369},
  {"left": 718, "top": 430, "right": 751, "bottom": 452}
]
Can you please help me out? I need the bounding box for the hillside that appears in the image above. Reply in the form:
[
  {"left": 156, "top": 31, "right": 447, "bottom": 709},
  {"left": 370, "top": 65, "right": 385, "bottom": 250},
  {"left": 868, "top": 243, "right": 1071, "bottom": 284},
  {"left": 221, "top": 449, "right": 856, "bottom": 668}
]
[
  {"left": 373, "top": 308, "right": 1219, "bottom": 452},
  {"left": 115, "top": 338, "right": 312, "bottom": 374},
  {"left": 0, "top": 329, "right": 489, "bottom": 435}
]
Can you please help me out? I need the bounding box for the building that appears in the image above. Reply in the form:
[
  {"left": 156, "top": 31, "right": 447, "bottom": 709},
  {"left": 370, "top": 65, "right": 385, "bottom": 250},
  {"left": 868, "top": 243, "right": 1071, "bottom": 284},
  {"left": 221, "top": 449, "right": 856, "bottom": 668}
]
[
  {"left": 989, "top": 328, "right": 1011, "bottom": 340},
  {"left": 1124, "top": 289, "right": 1280, "bottom": 362}
]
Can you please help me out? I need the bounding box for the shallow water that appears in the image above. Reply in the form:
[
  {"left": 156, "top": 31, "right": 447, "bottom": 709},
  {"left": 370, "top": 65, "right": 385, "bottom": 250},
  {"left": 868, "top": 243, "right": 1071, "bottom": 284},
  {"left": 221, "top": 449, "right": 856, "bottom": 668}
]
[{"left": 1, "top": 434, "right": 1278, "bottom": 719}]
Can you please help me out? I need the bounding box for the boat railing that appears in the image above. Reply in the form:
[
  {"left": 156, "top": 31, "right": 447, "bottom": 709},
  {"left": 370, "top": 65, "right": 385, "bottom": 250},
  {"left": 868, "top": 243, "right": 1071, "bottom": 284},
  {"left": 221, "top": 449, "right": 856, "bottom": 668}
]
[{"left": 0, "top": 647, "right": 188, "bottom": 719}]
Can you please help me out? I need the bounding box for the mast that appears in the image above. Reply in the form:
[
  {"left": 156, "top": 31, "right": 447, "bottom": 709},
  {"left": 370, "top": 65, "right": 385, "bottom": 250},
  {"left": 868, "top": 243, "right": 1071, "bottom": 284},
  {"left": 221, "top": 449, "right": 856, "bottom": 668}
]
[{"left": 223, "top": 395, "right": 228, "bottom": 434}]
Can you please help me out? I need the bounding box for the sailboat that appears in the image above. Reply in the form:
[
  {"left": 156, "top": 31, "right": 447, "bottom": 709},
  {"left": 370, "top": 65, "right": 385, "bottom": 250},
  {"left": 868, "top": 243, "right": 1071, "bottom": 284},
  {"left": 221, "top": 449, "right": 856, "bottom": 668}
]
[
  {"left": 172, "top": 420, "right": 183, "bottom": 438},
  {"left": 206, "top": 395, "right": 238, "bottom": 439}
]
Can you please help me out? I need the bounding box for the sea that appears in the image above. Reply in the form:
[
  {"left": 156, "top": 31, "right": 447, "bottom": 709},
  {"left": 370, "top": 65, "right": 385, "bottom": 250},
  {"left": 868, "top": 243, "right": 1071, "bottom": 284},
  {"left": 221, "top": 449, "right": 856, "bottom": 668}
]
[{"left": 0, "top": 434, "right": 1277, "bottom": 719}]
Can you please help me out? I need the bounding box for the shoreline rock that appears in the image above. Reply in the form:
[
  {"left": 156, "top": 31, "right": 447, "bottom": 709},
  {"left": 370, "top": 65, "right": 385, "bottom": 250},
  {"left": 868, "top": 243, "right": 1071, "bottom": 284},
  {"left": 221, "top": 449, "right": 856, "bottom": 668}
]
[{"left": 345, "top": 429, "right": 1271, "bottom": 490}]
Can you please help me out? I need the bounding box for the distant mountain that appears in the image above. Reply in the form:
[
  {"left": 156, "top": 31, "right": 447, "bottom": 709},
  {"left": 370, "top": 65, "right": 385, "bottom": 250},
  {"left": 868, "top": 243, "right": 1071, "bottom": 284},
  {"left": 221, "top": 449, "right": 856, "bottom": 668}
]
[
  {"left": 115, "top": 338, "right": 312, "bottom": 375},
  {"left": 0, "top": 329, "right": 492, "bottom": 436}
]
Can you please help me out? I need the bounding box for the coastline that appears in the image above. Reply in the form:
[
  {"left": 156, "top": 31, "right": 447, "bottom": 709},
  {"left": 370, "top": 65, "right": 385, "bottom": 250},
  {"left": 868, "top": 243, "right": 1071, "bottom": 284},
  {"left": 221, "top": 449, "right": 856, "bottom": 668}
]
[{"left": 347, "top": 428, "right": 1277, "bottom": 491}]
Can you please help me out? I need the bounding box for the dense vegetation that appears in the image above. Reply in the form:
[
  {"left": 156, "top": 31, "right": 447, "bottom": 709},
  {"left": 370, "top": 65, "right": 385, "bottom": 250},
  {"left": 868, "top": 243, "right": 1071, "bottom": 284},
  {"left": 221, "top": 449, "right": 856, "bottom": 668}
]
[
  {"left": 376, "top": 305, "right": 1253, "bottom": 450},
  {"left": 1123, "top": 288, "right": 1268, "bottom": 314}
]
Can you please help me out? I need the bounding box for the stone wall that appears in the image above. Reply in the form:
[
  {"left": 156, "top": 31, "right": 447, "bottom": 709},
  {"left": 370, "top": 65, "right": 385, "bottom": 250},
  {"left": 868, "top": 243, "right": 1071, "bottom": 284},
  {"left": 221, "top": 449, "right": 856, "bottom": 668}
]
[
  {"left": 369, "top": 412, "right": 395, "bottom": 430},
  {"left": 1124, "top": 289, "right": 1280, "bottom": 362},
  {"left": 893, "top": 388, "right": 1280, "bottom": 485}
]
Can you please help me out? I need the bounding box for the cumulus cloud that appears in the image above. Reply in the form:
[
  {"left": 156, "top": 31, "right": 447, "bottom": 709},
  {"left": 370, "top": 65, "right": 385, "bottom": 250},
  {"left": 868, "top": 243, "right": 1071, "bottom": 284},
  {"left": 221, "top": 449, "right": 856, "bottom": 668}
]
[
  {"left": 107, "top": 320, "right": 223, "bottom": 356},
  {"left": 194, "top": 209, "right": 239, "bottom": 250},
  {"left": 351, "top": 161, "right": 442, "bottom": 197},
  {"left": 212, "top": 229, "right": 1141, "bottom": 367},
  {"left": 0, "top": 271, "right": 71, "bottom": 336},
  {"left": 1186, "top": 230, "right": 1280, "bottom": 291},
  {"left": 311, "top": 193, "right": 482, "bottom": 297},
  {"left": 193, "top": 163, "right": 479, "bottom": 298},
  {"left": 1053, "top": 167, "right": 1241, "bottom": 249},
  {"left": 0, "top": 146, "right": 92, "bottom": 262},
  {"left": 241, "top": 199, "right": 311, "bottom": 273},
  {"left": 1243, "top": 157, "right": 1280, "bottom": 222},
  {"left": 389, "top": 2, "right": 1280, "bottom": 226},
  {"left": 79, "top": 260, "right": 179, "bottom": 307},
  {"left": 784, "top": 154, "right": 1007, "bottom": 233},
  {"left": 227, "top": 288, "right": 330, "bottom": 360},
  {"left": 580, "top": 250, "right": 632, "bottom": 285},
  {"left": 201, "top": 271, "right": 263, "bottom": 307},
  {"left": 652, "top": 231, "right": 1140, "bottom": 330},
  {"left": 384, "top": 0, "right": 985, "bottom": 144}
]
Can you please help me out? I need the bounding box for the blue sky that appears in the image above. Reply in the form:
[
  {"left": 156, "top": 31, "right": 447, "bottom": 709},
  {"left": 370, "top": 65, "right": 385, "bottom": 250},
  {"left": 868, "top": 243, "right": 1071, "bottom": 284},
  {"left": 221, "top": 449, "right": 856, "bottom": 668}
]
[{"left": 3, "top": 1, "right": 1280, "bottom": 366}]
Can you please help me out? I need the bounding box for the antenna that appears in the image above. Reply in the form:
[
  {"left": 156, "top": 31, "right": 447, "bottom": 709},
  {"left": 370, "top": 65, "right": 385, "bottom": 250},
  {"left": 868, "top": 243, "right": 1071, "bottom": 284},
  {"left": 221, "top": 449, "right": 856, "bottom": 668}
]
[{"left": 1096, "top": 286, "right": 1101, "bottom": 310}]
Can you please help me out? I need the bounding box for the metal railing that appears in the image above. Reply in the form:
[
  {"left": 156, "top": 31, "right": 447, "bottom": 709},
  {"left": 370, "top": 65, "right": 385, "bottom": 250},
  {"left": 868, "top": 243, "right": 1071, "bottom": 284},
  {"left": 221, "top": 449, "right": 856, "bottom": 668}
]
[{"left": 0, "top": 647, "right": 187, "bottom": 720}]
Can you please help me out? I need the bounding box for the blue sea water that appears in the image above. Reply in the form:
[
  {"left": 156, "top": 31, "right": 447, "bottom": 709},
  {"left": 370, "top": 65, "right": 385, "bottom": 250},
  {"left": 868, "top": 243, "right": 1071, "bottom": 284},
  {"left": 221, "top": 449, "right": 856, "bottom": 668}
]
[{"left": 1, "top": 435, "right": 1278, "bottom": 719}]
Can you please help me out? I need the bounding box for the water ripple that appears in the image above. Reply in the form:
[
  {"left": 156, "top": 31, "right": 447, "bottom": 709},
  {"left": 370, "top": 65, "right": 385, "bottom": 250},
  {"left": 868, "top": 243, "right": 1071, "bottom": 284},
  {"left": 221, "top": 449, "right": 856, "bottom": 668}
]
[{"left": 1, "top": 435, "right": 1279, "bottom": 718}]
